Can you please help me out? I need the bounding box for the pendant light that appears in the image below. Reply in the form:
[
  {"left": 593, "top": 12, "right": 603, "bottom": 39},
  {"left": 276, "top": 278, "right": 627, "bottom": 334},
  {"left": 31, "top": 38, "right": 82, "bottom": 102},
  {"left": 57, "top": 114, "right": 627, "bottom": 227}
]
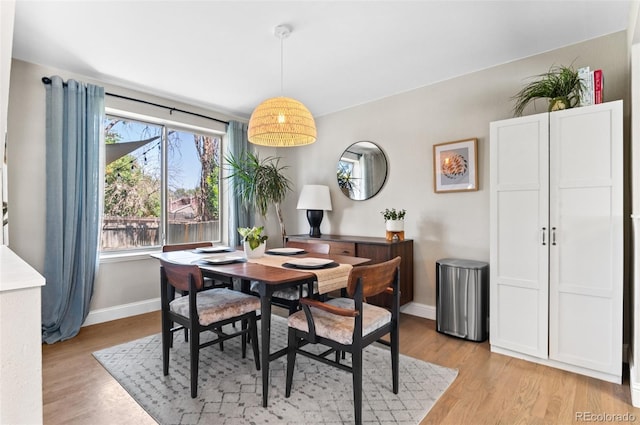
[{"left": 248, "top": 25, "right": 317, "bottom": 147}]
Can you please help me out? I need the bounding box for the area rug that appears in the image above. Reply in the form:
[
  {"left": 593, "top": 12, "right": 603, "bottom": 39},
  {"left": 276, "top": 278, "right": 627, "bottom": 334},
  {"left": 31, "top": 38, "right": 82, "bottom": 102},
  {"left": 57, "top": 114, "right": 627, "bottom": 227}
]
[{"left": 93, "top": 316, "right": 457, "bottom": 425}]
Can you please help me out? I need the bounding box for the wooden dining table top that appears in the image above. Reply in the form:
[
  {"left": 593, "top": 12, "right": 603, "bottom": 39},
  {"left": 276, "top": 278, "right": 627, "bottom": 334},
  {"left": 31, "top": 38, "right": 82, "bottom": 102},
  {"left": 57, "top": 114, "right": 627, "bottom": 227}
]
[{"left": 151, "top": 250, "right": 371, "bottom": 285}]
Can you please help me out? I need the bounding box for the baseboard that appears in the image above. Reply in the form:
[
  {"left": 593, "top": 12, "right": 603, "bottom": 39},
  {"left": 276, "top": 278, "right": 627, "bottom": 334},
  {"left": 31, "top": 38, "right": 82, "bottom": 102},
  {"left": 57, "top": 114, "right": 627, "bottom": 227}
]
[
  {"left": 400, "top": 302, "right": 436, "bottom": 320},
  {"left": 83, "top": 298, "right": 160, "bottom": 327},
  {"left": 630, "top": 354, "right": 640, "bottom": 407},
  {"left": 83, "top": 299, "right": 433, "bottom": 326}
]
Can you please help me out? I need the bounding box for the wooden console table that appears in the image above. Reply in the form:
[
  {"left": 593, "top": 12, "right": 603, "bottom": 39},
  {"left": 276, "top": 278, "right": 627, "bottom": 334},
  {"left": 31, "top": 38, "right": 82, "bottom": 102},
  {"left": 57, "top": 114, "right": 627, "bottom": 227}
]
[{"left": 286, "top": 234, "right": 413, "bottom": 307}]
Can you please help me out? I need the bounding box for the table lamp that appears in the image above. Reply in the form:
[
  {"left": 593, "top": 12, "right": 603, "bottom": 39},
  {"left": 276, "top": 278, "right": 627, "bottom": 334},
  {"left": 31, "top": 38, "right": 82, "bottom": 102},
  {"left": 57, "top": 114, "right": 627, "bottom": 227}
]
[{"left": 296, "top": 185, "right": 332, "bottom": 237}]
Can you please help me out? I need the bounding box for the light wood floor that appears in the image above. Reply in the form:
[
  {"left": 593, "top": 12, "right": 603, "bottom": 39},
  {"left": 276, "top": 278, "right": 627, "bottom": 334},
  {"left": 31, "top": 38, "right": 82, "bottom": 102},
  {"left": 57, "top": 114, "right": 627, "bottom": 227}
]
[{"left": 43, "top": 312, "right": 640, "bottom": 425}]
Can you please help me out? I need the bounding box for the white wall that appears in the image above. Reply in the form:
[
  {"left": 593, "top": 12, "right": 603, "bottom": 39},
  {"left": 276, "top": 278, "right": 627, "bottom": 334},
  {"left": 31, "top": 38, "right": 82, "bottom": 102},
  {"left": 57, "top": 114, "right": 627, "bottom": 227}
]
[
  {"left": 279, "top": 31, "right": 629, "bottom": 311},
  {"left": 7, "top": 32, "right": 629, "bottom": 324}
]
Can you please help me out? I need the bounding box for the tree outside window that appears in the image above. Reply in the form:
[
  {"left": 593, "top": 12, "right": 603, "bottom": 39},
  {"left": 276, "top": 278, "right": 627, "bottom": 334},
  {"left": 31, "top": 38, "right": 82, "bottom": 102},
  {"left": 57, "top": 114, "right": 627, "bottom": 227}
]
[{"left": 102, "top": 116, "right": 221, "bottom": 251}]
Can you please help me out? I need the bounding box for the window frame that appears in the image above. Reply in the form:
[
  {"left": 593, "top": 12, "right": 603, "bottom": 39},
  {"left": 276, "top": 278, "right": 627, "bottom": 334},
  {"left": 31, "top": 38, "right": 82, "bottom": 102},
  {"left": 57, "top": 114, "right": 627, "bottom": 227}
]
[{"left": 101, "top": 107, "right": 226, "bottom": 257}]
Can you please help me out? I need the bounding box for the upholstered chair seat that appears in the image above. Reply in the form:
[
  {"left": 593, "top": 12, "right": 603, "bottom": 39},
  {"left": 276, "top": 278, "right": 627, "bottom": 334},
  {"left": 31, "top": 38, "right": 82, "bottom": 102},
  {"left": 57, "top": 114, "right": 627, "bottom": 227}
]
[
  {"left": 288, "top": 298, "right": 391, "bottom": 345},
  {"left": 170, "top": 288, "right": 260, "bottom": 326},
  {"left": 250, "top": 281, "right": 318, "bottom": 300}
]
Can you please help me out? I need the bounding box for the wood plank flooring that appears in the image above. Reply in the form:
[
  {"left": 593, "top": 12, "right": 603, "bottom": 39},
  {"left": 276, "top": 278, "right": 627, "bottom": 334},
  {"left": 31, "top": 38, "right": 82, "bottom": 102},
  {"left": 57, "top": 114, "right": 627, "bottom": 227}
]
[{"left": 42, "top": 312, "right": 640, "bottom": 424}]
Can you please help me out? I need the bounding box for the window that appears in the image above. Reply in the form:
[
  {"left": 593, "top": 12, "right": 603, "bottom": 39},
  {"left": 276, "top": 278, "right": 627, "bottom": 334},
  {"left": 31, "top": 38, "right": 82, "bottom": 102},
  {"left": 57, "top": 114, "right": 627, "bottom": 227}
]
[{"left": 102, "top": 115, "right": 222, "bottom": 252}]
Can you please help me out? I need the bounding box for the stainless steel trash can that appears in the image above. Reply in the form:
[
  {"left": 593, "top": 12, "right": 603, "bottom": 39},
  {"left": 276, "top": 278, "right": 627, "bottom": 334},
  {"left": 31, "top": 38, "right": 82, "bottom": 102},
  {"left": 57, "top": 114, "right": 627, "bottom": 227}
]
[{"left": 436, "top": 258, "right": 489, "bottom": 342}]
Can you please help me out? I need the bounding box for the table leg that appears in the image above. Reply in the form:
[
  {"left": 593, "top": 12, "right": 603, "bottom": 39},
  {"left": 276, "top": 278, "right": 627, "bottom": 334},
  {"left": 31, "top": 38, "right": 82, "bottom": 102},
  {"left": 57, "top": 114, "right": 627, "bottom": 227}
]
[{"left": 259, "top": 283, "right": 272, "bottom": 407}]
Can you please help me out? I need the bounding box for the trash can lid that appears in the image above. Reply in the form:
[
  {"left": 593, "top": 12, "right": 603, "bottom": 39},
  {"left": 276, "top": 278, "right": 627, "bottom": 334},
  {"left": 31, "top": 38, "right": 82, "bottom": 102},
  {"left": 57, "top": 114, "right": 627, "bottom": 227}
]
[{"left": 437, "top": 258, "right": 488, "bottom": 269}]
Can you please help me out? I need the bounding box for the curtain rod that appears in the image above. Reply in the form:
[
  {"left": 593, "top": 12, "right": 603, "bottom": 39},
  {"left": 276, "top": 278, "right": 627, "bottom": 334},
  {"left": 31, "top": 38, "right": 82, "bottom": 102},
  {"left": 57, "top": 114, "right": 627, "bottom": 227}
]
[{"left": 41, "top": 76, "right": 229, "bottom": 126}]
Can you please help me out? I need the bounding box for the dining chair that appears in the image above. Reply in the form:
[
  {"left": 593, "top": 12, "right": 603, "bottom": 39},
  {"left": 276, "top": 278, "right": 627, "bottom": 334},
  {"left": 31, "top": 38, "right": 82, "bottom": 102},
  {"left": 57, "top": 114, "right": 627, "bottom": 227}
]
[
  {"left": 160, "top": 259, "right": 261, "bottom": 398},
  {"left": 250, "top": 240, "right": 331, "bottom": 314},
  {"left": 162, "top": 242, "right": 234, "bottom": 345},
  {"left": 285, "top": 256, "right": 402, "bottom": 425}
]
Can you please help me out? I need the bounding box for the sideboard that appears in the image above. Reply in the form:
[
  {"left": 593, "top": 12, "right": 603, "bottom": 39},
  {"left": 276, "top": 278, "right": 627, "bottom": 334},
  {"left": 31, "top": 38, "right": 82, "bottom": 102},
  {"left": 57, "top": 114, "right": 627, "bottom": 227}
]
[{"left": 286, "top": 234, "right": 413, "bottom": 307}]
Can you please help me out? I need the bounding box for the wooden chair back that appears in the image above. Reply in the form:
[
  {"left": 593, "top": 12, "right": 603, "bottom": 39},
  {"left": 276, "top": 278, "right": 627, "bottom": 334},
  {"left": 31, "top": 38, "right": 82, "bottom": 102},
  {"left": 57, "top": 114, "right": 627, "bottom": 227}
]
[
  {"left": 286, "top": 240, "right": 330, "bottom": 254},
  {"left": 162, "top": 241, "right": 213, "bottom": 252},
  {"left": 160, "top": 260, "right": 204, "bottom": 292},
  {"left": 346, "top": 256, "right": 401, "bottom": 299}
]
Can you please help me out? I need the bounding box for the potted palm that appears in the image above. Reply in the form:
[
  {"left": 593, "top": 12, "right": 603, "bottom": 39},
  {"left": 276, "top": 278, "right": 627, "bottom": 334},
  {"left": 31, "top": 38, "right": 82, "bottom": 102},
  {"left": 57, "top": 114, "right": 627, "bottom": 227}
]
[
  {"left": 512, "top": 65, "right": 585, "bottom": 116},
  {"left": 238, "top": 226, "right": 268, "bottom": 259},
  {"left": 226, "top": 151, "right": 292, "bottom": 244},
  {"left": 381, "top": 208, "right": 406, "bottom": 232}
]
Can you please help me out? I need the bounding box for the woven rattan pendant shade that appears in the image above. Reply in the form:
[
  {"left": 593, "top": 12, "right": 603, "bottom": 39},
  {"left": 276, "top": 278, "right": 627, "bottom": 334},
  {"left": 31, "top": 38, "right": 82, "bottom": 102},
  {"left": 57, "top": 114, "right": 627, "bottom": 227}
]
[
  {"left": 248, "top": 25, "right": 317, "bottom": 147},
  {"left": 248, "top": 96, "right": 316, "bottom": 146}
]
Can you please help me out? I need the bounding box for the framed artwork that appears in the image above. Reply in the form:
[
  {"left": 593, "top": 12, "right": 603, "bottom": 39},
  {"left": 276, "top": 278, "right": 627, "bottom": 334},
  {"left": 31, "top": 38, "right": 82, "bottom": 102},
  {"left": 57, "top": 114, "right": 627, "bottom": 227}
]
[{"left": 433, "top": 138, "right": 478, "bottom": 193}]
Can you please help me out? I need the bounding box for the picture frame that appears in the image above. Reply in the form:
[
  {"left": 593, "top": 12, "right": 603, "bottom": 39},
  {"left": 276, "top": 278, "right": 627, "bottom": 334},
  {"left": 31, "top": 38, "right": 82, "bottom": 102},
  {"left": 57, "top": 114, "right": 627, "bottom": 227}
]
[{"left": 433, "top": 138, "right": 478, "bottom": 193}]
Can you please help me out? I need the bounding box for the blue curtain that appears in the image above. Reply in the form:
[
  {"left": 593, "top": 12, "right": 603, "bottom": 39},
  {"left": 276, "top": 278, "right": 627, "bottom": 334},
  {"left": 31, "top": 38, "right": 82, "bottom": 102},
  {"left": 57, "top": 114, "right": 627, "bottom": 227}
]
[
  {"left": 226, "top": 121, "right": 253, "bottom": 247},
  {"left": 42, "top": 76, "right": 105, "bottom": 343}
]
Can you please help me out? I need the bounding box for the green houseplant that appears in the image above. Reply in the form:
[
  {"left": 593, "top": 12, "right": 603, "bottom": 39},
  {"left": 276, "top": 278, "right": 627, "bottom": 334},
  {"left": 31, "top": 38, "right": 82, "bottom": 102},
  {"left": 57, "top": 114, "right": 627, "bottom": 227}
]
[
  {"left": 381, "top": 208, "right": 407, "bottom": 221},
  {"left": 238, "top": 226, "right": 268, "bottom": 249},
  {"left": 226, "top": 151, "right": 292, "bottom": 243},
  {"left": 238, "top": 226, "right": 268, "bottom": 258},
  {"left": 381, "top": 208, "right": 406, "bottom": 233},
  {"left": 512, "top": 65, "right": 585, "bottom": 116}
]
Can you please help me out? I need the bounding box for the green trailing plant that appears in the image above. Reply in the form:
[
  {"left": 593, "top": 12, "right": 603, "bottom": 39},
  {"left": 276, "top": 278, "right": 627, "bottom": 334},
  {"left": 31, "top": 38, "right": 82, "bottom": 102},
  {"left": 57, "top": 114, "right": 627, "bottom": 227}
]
[
  {"left": 238, "top": 226, "right": 268, "bottom": 250},
  {"left": 225, "top": 151, "right": 292, "bottom": 241},
  {"left": 381, "top": 208, "right": 406, "bottom": 221},
  {"left": 512, "top": 65, "right": 585, "bottom": 116}
]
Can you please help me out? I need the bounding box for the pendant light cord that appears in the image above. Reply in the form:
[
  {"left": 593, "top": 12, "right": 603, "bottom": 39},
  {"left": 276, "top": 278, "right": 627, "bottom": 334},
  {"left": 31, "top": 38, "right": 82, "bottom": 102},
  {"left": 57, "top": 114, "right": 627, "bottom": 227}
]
[{"left": 280, "top": 34, "right": 284, "bottom": 95}]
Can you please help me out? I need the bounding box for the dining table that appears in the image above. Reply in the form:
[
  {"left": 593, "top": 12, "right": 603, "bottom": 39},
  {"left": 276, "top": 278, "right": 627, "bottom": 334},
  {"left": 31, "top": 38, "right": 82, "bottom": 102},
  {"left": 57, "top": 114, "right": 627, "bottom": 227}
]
[{"left": 151, "top": 246, "right": 370, "bottom": 407}]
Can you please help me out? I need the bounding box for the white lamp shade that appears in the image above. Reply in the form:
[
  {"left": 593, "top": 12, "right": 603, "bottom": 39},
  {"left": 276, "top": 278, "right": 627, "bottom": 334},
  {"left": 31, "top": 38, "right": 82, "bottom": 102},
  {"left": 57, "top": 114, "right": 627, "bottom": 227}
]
[{"left": 296, "top": 185, "right": 332, "bottom": 211}]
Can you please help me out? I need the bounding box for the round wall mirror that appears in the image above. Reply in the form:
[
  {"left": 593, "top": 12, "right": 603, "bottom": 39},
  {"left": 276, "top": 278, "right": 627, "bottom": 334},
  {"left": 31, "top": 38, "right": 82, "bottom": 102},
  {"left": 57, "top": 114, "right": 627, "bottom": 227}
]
[{"left": 337, "top": 141, "right": 388, "bottom": 201}]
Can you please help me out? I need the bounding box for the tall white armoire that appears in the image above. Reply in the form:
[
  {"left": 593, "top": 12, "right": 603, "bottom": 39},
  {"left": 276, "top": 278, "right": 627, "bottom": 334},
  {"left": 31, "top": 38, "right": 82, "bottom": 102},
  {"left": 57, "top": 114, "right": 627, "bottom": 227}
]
[{"left": 489, "top": 100, "right": 623, "bottom": 384}]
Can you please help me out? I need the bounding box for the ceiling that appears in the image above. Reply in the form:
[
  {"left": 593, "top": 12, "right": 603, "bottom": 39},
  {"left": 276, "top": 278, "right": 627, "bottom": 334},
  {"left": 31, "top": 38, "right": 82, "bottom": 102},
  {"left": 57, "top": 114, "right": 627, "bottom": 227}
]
[{"left": 11, "top": 0, "right": 633, "bottom": 119}]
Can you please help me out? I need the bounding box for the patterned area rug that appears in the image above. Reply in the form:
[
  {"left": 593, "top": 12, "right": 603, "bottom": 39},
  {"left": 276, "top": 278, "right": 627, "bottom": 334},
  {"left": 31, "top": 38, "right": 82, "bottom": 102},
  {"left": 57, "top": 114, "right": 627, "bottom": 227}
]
[{"left": 93, "top": 316, "right": 457, "bottom": 425}]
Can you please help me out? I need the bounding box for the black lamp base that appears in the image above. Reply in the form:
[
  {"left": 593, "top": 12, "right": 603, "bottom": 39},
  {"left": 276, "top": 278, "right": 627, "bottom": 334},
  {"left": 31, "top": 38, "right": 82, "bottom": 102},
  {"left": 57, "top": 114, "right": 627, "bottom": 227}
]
[{"left": 306, "top": 209, "right": 324, "bottom": 238}]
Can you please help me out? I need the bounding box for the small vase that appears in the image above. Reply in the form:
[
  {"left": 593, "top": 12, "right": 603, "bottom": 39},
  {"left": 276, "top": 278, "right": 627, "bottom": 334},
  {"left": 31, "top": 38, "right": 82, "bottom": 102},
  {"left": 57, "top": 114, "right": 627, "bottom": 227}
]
[
  {"left": 385, "top": 220, "right": 404, "bottom": 232},
  {"left": 243, "top": 241, "right": 266, "bottom": 259}
]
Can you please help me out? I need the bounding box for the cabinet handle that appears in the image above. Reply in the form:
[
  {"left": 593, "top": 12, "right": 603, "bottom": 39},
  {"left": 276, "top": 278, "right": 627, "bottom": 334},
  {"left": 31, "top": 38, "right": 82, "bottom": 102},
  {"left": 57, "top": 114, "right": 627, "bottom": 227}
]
[
  {"left": 551, "top": 227, "right": 557, "bottom": 246},
  {"left": 541, "top": 227, "right": 547, "bottom": 246}
]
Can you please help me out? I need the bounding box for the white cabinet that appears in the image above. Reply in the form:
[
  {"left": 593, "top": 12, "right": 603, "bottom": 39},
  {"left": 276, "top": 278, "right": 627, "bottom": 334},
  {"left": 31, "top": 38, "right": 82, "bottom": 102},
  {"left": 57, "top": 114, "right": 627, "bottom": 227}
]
[
  {"left": 489, "top": 101, "right": 623, "bottom": 384},
  {"left": 0, "top": 246, "right": 45, "bottom": 424}
]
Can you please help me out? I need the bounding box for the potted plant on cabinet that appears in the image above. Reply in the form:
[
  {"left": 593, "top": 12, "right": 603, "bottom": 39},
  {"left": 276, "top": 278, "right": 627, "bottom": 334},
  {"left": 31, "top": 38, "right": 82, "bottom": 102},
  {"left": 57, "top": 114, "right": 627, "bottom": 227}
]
[
  {"left": 238, "top": 226, "right": 268, "bottom": 259},
  {"left": 381, "top": 208, "right": 406, "bottom": 232},
  {"left": 226, "top": 151, "right": 292, "bottom": 244},
  {"left": 512, "top": 64, "right": 585, "bottom": 116}
]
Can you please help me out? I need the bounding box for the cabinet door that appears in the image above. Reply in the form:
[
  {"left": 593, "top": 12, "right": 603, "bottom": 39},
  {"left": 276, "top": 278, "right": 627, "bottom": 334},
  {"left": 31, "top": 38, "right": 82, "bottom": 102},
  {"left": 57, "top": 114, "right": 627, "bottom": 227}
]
[
  {"left": 548, "top": 101, "right": 623, "bottom": 378},
  {"left": 490, "top": 113, "right": 549, "bottom": 358},
  {"left": 356, "top": 241, "right": 413, "bottom": 307}
]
